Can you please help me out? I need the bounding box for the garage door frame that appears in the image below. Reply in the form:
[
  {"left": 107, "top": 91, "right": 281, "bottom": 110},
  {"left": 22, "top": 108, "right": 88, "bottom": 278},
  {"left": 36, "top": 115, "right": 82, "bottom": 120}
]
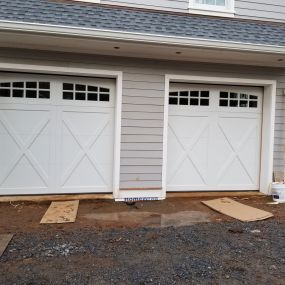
[
  {"left": 0, "top": 61, "right": 123, "bottom": 198},
  {"left": 163, "top": 74, "right": 277, "bottom": 196}
]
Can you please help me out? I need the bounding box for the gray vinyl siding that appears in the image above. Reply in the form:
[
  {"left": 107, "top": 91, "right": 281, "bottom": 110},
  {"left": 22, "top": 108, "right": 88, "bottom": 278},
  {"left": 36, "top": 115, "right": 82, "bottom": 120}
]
[
  {"left": 0, "top": 48, "right": 284, "bottom": 188},
  {"left": 101, "top": 0, "right": 285, "bottom": 23}
]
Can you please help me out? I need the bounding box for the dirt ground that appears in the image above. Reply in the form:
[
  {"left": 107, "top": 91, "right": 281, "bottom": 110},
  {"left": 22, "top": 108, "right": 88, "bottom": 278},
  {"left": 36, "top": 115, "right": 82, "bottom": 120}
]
[{"left": 0, "top": 195, "right": 284, "bottom": 284}]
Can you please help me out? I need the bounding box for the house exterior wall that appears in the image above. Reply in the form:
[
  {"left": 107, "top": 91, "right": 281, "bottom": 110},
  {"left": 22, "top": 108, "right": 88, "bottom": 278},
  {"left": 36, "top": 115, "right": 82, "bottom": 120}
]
[
  {"left": 101, "top": 0, "right": 285, "bottom": 23},
  {"left": 0, "top": 48, "right": 284, "bottom": 189}
]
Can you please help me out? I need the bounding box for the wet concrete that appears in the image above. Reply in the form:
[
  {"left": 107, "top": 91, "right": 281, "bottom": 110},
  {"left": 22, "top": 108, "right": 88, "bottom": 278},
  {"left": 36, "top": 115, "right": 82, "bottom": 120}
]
[{"left": 83, "top": 210, "right": 211, "bottom": 228}]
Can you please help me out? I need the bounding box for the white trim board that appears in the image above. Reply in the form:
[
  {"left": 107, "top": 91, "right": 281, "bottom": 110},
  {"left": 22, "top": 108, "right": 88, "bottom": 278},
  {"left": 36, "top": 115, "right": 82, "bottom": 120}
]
[
  {"left": 0, "top": 61, "right": 123, "bottom": 199},
  {"left": 163, "top": 74, "right": 276, "bottom": 196}
]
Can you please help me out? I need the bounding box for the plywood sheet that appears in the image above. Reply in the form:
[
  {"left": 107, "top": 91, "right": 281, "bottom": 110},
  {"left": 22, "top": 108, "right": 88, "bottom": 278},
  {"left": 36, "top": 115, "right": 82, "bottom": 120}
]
[
  {"left": 202, "top": 198, "right": 273, "bottom": 222},
  {"left": 0, "top": 234, "right": 13, "bottom": 257},
  {"left": 40, "top": 201, "right": 79, "bottom": 224}
]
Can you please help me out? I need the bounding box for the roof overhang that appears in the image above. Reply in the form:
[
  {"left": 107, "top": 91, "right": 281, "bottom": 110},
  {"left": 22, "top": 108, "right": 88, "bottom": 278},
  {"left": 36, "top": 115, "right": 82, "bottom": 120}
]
[{"left": 0, "top": 20, "right": 284, "bottom": 67}]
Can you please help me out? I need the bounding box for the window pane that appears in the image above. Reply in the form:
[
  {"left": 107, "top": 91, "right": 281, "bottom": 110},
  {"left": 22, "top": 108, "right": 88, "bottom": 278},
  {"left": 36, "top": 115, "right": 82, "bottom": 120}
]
[
  {"left": 201, "top": 91, "right": 209, "bottom": 97},
  {"left": 13, "top": 89, "right": 24, "bottom": 97},
  {"left": 76, "top": 92, "right": 86, "bottom": 100},
  {"left": 63, "top": 92, "right": 73, "bottom": 100},
  {"left": 230, "top": 92, "right": 238, "bottom": 99},
  {"left": 63, "top": 83, "right": 73, "bottom": 91},
  {"left": 190, "top": 91, "right": 199, "bottom": 97},
  {"left": 250, "top": 95, "right": 258, "bottom": 100},
  {"left": 0, "top": 89, "right": 10, "bottom": 97},
  {"left": 100, "top": 94, "right": 110, "bottom": 102},
  {"left": 0, "top": 82, "right": 10, "bottom": 87},
  {"left": 76, "top": 84, "right": 86, "bottom": 91},
  {"left": 39, "top": 82, "right": 50, "bottom": 90},
  {"left": 180, "top": 91, "right": 188, "bottom": 97},
  {"left": 220, "top": 92, "right": 228, "bottom": 98},
  {"left": 216, "top": 0, "right": 225, "bottom": 6},
  {"left": 13, "top": 82, "right": 24, "bottom": 88},
  {"left": 240, "top": 93, "right": 248, "bottom": 99},
  {"left": 240, "top": 100, "right": 248, "bottom": 107},
  {"left": 39, "top": 91, "right": 50, "bottom": 99},
  {"left": 190, "top": 98, "right": 199, "bottom": 105},
  {"left": 26, "top": 90, "right": 37, "bottom": 98},
  {"left": 100, "top": 87, "right": 109, "bottom": 93},
  {"left": 249, "top": 101, "right": 258, "bottom": 108},
  {"left": 26, "top": 82, "right": 37, "bottom": 89},
  {"left": 220, "top": 100, "right": 228, "bottom": 107},
  {"left": 230, "top": 100, "right": 238, "bottom": 107},
  {"left": 169, "top": 92, "right": 178, "bottom": 96},
  {"left": 169, "top": 97, "right": 178, "bottom": 105},
  {"left": 88, "top": 86, "right": 98, "bottom": 92},
  {"left": 200, "top": 99, "right": 209, "bottom": 106},
  {"left": 88, "top": 93, "right": 98, "bottom": 101},
  {"left": 179, "top": 98, "right": 188, "bottom": 105}
]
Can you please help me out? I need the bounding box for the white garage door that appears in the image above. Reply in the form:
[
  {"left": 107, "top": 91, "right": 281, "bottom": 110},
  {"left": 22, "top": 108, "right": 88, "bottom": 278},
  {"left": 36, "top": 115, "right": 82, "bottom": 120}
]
[
  {"left": 167, "top": 84, "right": 263, "bottom": 191},
  {"left": 0, "top": 73, "right": 116, "bottom": 195}
]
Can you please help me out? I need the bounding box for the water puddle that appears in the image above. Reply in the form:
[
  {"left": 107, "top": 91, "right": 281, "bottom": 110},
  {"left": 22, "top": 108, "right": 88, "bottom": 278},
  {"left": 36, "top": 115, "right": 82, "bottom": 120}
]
[{"left": 83, "top": 211, "right": 211, "bottom": 228}]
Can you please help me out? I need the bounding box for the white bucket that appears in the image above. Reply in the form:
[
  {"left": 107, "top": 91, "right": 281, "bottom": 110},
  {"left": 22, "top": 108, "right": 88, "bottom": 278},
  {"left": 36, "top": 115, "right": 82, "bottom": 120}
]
[{"left": 271, "top": 183, "right": 285, "bottom": 203}]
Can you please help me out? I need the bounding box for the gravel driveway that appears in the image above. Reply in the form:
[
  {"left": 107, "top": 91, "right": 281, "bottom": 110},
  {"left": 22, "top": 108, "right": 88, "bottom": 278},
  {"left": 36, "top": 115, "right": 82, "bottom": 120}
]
[{"left": 1, "top": 219, "right": 284, "bottom": 285}]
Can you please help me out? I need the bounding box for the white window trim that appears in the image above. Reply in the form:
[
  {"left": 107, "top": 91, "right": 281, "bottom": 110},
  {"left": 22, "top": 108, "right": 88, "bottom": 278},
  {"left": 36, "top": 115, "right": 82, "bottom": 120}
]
[
  {"left": 189, "top": 0, "right": 235, "bottom": 17},
  {"left": 0, "top": 61, "right": 122, "bottom": 199},
  {"left": 163, "top": 75, "right": 277, "bottom": 196}
]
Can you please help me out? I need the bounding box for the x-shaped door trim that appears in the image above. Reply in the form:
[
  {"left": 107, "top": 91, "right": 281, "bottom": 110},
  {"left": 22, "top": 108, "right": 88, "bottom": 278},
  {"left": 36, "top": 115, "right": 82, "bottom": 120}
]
[
  {"left": 0, "top": 113, "right": 49, "bottom": 186},
  {"left": 61, "top": 116, "right": 110, "bottom": 187},
  {"left": 216, "top": 120, "right": 258, "bottom": 184},
  {"left": 168, "top": 118, "right": 209, "bottom": 185}
]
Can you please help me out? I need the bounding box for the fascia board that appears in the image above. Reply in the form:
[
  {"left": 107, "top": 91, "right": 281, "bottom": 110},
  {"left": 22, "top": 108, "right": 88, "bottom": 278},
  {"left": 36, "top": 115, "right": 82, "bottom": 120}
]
[{"left": 0, "top": 20, "right": 284, "bottom": 55}]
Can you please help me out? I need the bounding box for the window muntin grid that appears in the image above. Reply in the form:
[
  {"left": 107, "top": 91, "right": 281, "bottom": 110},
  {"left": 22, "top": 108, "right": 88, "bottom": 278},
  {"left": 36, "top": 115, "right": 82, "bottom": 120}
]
[
  {"left": 169, "top": 90, "right": 210, "bottom": 106},
  {"left": 0, "top": 81, "right": 50, "bottom": 99},
  {"left": 63, "top": 83, "right": 110, "bottom": 102},
  {"left": 219, "top": 92, "right": 258, "bottom": 108}
]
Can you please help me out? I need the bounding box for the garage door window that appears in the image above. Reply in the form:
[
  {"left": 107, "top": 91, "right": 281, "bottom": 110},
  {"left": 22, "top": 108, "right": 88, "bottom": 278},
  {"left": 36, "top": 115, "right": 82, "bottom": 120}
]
[
  {"left": 0, "top": 81, "right": 50, "bottom": 99},
  {"left": 63, "top": 83, "right": 110, "bottom": 102},
  {"left": 219, "top": 91, "right": 258, "bottom": 108},
  {"left": 169, "top": 90, "right": 209, "bottom": 106}
]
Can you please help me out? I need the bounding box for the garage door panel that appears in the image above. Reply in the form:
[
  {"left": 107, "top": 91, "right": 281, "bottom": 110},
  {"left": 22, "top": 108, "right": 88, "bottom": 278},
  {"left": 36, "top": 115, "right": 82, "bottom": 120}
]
[
  {"left": 167, "top": 84, "right": 262, "bottom": 192},
  {"left": 215, "top": 115, "right": 261, "bottom": 187},
  {"left": 0, "top": 74, "right": 116, "bottom": 195},
  {"left": 0, "top": 107, "right": 53, "bottom": 192},
  {"left": 59, "top": 110, "right": 114, "bottom": 191},
  {"left": 167, "top": 115, "right": 210, "bottom": 187}
]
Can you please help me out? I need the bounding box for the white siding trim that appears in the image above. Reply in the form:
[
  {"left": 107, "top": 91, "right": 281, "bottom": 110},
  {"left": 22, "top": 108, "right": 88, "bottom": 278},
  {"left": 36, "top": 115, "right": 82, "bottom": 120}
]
[
  {"left": 0, "top": 61, "right": 123, "bottom": 198},
  {"left": 163, "top": 74, "right": 276, "bottom": 195}
]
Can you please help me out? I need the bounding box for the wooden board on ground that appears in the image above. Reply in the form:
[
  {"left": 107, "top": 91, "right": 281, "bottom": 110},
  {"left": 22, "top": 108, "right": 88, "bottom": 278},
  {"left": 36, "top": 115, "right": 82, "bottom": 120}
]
[
  {"left": 0, "top": 234, "right": 13, "bottom": 257},
  {"left": 0, "top": 194, "right": 112, "bottom": 203},
  {"left": 40, "top": 200, "right": 79, "bottom": 224},
  {"left": 202, "top": 197, "right": 273, "bottom": 222}
]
